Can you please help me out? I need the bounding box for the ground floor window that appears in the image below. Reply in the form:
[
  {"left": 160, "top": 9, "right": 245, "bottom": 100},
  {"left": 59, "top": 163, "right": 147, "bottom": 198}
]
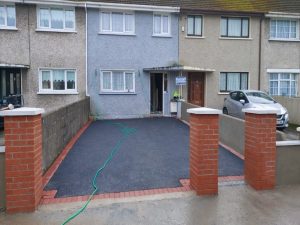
[
  {"left": 39, "top": 69, "right": 77, "bottom": 94},
  {"left": 100, "top": 70, "right": 135, "bottom": 93},
  {"left": 219, "top": 72, "right": 248, "bottom": 92},
  {"left": 269, "top": 73, "right": 298, "bottom": 97}
]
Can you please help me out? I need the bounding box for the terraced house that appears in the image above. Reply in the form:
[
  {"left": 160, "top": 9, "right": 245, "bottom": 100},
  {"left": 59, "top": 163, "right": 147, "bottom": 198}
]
[
  {"left": 0, "top": 0, "right": 299, "bottom": 117},
  {"left": 0, "top": 0, "right": 86, "bottom": 112}
]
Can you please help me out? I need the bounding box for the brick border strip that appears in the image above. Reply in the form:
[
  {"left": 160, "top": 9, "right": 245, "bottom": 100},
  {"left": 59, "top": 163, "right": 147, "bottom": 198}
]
[
  {"left": 41, "top": 179, "right": 192, "bottom": 204},
  {"left": 42, "top": 119, "right": 93, "bottom": 188}
]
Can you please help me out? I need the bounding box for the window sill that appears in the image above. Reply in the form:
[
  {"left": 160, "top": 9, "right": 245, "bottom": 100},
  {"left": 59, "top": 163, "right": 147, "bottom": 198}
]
[
  {"left": 269, "top": 38, "right": 300, "bottom": 42},
  {"left": 37, "top": 91, "right": 79, "bottom": 95},
  {"left": 99, "top": 92, "right": 136, "bottom": 95},
  {"left": 98, "top": 32, "right": 136, "bottom": 36},
  {"left": 185, "top": 36, "right": 205, "bottom": 39},
  {"left": 0, "top": 27, "right": 18, "bottom": 31},
  {"left": 219, "top": 37, "right": 253, "bottom": 40},
  {"left": 35, "top": 28, "right": 77, "bottom": 33},
  {"left": 152, "top": 34, "right": 172, "bottom": 38},
  {"left": 218, "top": 92, "right": 230, "bottom": 95}
]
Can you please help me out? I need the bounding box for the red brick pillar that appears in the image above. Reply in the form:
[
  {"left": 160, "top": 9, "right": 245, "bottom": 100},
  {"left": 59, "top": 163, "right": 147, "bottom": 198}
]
[
  {"left": 243, "top": 108, "right": 278, "bottom": 190},
  {"left": 1, "top": 108, "right": 44, "bottom": 213},
  {"left": 187, "top": 107, "right": 221, "bottom": 195}
]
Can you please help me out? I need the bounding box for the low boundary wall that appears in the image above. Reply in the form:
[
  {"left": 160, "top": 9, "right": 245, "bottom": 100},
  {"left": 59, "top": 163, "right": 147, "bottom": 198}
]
[
  {"left": 42, "top": 97, "right": 90, "bottom": 172},
  {"left": 273, "top": 96, "right": 300, "bottom": 125}
]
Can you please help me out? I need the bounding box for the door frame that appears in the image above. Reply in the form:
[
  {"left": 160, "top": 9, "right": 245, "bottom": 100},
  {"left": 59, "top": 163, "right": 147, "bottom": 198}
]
[{"left": 150, "top": 73, "right": 166, "bottom": 115}]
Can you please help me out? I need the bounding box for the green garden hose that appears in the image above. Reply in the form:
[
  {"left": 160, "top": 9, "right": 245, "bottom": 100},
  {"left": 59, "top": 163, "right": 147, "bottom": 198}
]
[{"left": 61, "top": 122, "right": 136, "bottom": 225}]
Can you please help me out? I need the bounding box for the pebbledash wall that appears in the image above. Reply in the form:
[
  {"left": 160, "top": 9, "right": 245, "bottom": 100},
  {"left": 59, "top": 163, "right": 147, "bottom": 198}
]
[
  {"left": 87, "top": 9, "right": 179, "bottom": 119},
  {"left": 0, "top": 4, "right": 86, "bottom": 113}
]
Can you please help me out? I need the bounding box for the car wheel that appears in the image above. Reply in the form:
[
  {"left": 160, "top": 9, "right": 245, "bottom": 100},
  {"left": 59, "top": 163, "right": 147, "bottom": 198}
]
[{"left": 223, "top": 107, "right": 228, "bottom": 115}]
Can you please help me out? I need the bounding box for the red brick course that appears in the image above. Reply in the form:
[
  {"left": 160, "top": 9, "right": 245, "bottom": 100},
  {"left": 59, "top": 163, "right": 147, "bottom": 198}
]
[
  {"left": 244, "top": 113, "right": 277, "bottom": 190},
  {"left": 4, "top": 115, "right": 43, "bottom": 213},
  {"left": 189, "top": 114, "right": 219, "bottom": 195}
]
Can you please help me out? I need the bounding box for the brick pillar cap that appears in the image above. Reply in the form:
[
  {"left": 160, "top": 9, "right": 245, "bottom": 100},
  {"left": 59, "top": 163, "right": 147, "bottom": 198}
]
[
  {"left": 0, "top": 107, "right": 45, "bottom": 116},
  {"left": 242, "top": 107, "right": 280, "bottom": 115},
  {"left": 296, "top": 127, "right": 300, "bottom": 132},
  {"left": 187, "top": 107, "right": 222, "bottom": 115}
]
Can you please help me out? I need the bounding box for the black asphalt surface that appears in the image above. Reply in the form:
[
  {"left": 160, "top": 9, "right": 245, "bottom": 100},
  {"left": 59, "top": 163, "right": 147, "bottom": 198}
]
[{"left": 45, "top": 118, "right": 243, "bottom": 198}]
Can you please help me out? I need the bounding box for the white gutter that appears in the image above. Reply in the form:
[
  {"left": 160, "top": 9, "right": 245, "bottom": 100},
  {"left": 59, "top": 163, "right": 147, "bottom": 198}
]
[
  {"left": 85, "top": 2, "right": 89, "bottom": 97},
  {"left": 15, "top": 0, "right": 179, "bottom": 12},
  {"left": 266, "top": 12, "right": 300, "bottom": 19}
]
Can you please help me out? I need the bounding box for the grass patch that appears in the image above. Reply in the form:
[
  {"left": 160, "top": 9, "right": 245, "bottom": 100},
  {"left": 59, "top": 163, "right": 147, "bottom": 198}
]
[{"left": 288, "top": 123, "right": 300, "bottom": 131}]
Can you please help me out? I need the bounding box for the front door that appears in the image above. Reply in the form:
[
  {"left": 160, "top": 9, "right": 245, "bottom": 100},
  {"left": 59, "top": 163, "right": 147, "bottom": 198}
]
[
  {"left": 188, "top": 73, "right": 205, "bottom": 106},
  {"left": 0, "top": 68, "right": 21, "bottom": 100},
  {"left": 150, "top": 73, "right": 163, "bottom": 114}
]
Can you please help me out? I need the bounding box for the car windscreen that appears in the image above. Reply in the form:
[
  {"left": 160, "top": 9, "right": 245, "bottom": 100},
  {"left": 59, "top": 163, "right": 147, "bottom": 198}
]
[{"left": 245, "top": 92, "right": 275, "bottom": 104}]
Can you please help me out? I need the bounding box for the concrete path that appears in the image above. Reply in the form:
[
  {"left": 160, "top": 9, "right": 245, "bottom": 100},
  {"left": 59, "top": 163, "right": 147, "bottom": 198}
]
[{"left": 1, "top": 184, "right": 300, "bottom": 225}]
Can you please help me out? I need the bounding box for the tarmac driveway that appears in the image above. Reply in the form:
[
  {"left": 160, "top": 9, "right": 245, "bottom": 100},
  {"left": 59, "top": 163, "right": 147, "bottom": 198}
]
[{"left": 45, "top": 118, "right": 243, "bottom": 198}]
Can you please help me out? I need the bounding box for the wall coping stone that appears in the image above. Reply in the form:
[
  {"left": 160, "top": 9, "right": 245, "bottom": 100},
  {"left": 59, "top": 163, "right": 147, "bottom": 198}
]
[
  {"left": 0, "top": 107, "right": 44, "bottom": 116},
  {"left": 187, "top": 107, "right": 222, "bottom": 115},
  {"left": 276, "top": 141, "right": 300, "bottom": 146},
  {"left": 242, "top": 108, "right": 280, "bottom": 114}
]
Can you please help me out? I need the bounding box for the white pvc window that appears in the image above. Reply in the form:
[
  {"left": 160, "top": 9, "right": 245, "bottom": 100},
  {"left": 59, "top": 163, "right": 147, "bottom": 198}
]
[
  {"left": 100, "top": 11, "right": 135, "bottom": 34},
  {"left": 101, "top": 71, "right": 135, "bottom": 93},
  {"left": 38, "top": 6, "right": 75, "bottom": 31},
  {"left": 153, "top": 13, "right": 170, "bottom": 36},
  {"left": 269, "top": 73, "right": 298, "bottom": 97},
  {"left": 39, "top": 69, "right": 77, "bottom": 94},
  {"left": 0, "top": 4, "right": 16, "bottom": 28},
  {"left": 270, "top": 19, "right": 299, "bottom": 40}
]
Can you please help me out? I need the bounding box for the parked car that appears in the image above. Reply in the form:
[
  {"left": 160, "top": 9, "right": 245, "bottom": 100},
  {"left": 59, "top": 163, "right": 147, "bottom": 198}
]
[{"left": 223, "top": 90, "right": 289, "bottom": 129}]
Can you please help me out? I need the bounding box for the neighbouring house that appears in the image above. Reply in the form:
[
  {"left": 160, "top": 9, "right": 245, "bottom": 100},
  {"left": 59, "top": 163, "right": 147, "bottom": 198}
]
[{"left": 0, "top": 1, "right": 86, "bottom": 113}]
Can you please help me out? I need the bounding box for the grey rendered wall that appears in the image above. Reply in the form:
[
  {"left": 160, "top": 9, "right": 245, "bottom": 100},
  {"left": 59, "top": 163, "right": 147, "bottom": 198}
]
[
  {"left": 87, "top": 9, "right": 179, "bottom": 119},
  {"left": 42, "top": 97, "right": 90, "bottom": 172},
  {"left": 180, "top": 101, "right": 198, "bottom": 123},
  {"left": 276, "top": 143, "right": 300, "bottom": 186},
  {"left": 273, "top": 96, "right": 300, "bottom": 125},
  {"left": 0, "top": 4, "right": 86, "bottom": 113},
  {"left": 260, "top": 19, "right": 300, "bottom": 95},
  {"left": 219, "top": 114, "right": 245, "bottom": 155},
  {"left": 179, "top": 14, "right": 261, "bottom": 110},
  {"left": 0, "top": 4, "right": 30, "bottom": 66},
  {"left": 0, "top": 153, "right": 5, "bottom": 210},
  {"left": 22, "top": 5, "right": 86, "bottom": 113}
]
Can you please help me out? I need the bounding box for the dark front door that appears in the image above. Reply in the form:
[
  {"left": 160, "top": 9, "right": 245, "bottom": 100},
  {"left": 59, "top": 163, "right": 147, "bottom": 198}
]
[
  {"left": 188, "top": 73, "right": 205, "bottom": 106},
  {"left": 0, "top": 68, "right": 21, "bottom": 100},
  {"left": 150, "top": 73, "right": 163, "bottom": 113}
]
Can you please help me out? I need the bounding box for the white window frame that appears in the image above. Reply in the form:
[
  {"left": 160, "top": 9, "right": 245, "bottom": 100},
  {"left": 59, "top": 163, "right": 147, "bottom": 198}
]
[
  {"left": 0, "top": 3, "right": 16, "bottom": 29},
  {"left": 100, "top": 70, "right": 135, "bottom": 93},
  {"left": 99, "top": 10, "right": 135, "bottom": 35},
  {"left": 269, "top": 18, "right": 300, "bottom": 41},
  {"left": 269, "top": 72, "right": 298, "bottom": 97},
  {"left": 38, "top": 68, "right": 78, "bottom": 94},
  {"left": 36, "top": 6, "right": 76, "bottom": 32},
  {"left": 153, "top": 13, "right": 171, "bottom": 37}
]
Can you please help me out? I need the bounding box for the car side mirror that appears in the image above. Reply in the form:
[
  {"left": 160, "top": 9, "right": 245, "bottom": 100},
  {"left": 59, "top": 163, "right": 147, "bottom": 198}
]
[{"left": 239, "top": 99, "right": 246, "bottom": 105}]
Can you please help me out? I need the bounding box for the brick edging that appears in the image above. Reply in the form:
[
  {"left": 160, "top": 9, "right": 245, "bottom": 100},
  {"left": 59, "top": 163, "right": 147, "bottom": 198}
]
[{"left": 42, "top": 119, "right": 93, "bottom": 188}]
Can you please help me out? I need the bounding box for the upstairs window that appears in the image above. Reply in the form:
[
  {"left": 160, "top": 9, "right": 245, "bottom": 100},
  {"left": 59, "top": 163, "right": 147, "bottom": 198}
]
[
  {"left": 187, "top": 15, "right": 202, "bottom": 36},
  {"left": 153, "top": 13, "right": 170, "bottom": 36},
  {"left": 220, "top": 72, "right": 248, "bottom": 92},
  {"left": 100, "top": 71, "right": 135, "bottom": 93},
  {"left": 221, "top": 17, "right": 249, "bottom": 38},
  {"left": 39, "top": 69, "right": 77, "bottom": 94},
  {"left": 37, "top": 6, "right": 75, "bottom": 31},
  {"left": 0, "top": 4, "right": 16, "bottom": 28},
  {"left": 270, "top": 19, "right": 299, "bottom": 40},
  {"left": 100, "top": 11, "right": 135, "bottom": 34}
]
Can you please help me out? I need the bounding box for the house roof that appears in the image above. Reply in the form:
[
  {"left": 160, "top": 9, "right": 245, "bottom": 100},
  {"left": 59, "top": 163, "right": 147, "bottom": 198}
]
[{"left": 69, "top": 0, "right": 300, "bottom": 14}]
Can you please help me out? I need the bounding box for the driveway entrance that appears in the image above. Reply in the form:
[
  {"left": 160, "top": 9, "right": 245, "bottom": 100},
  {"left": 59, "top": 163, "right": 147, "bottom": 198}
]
[{"left": 45, "top": 118, "right": 243, "bottom": 198}]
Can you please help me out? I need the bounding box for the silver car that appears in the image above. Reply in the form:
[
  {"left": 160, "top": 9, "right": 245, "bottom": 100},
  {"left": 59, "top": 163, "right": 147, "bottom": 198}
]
[{"left": 223, "top": 90, "right": 289, "bottom": 129}]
